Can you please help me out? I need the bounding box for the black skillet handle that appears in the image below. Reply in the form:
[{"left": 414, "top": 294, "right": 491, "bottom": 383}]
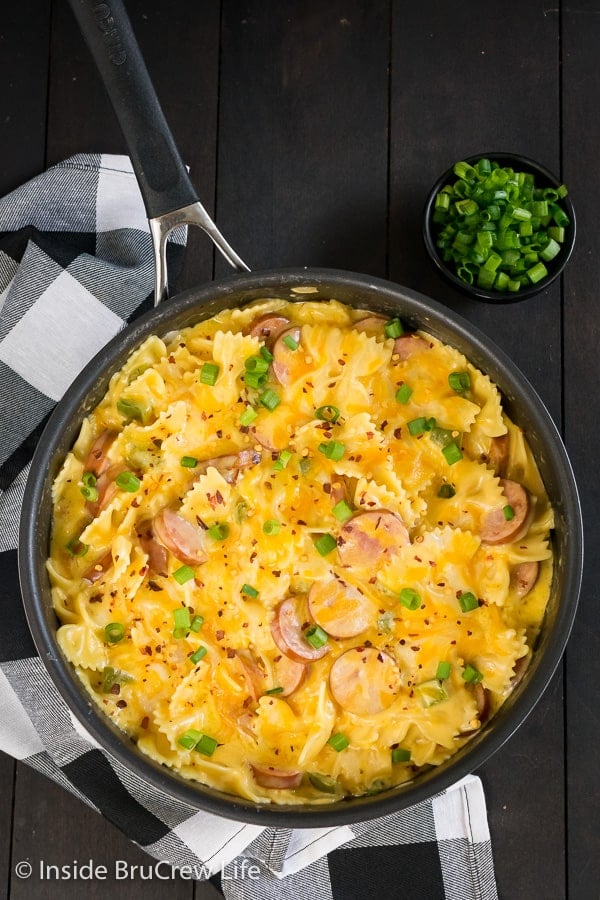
[{"left": 67, "top": 0, "right": 198, "bottom": 219}]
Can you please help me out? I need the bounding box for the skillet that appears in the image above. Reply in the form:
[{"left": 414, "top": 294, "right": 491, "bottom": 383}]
[{"left": 18, "top": 0, "right": 583, "bottom": 826}]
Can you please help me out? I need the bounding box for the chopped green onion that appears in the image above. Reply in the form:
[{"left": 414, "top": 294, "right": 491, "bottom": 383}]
[
  {"left": 408, "top": 417, "right": 428, "bottom": 436},
  {"left": 82, "top": 471, "right": 97, "bottom": 487},
  {"left": 299, "top": 457, "right": 312, "bottom": 475},
  {"left": 101, "top": 666, "right": 116, "bottom": 692},
  {"left": 399, "top": 587, "right": 421, "bottom": 610},
  {"left": 115, "top": 471, "right": 140, "bottom": 492},
  {"left": 304, "top": 624, "right": 329, "bottom": 649},
  {"left": 527, "top": 261, "right": 548, "bottom": 284},
  {"left": 315, "top": 405, "right": 340, "bottom": 423},
  {"left": 458, "top": 591, "right": 479, "bottom": 612},
  {"left": 391, "top": 747, "right": 412, "bottom": 763},
  {"left": 283, "top": 334, "right": 299, "bottom": 351},
  {"left": 395, "top": 383, "right": 413, "bottom": 404},
  {"left": 318, "top": 440, "right": 345, "bottom": 461},
  {"left": 65, "top": 537, "right": 89, "bottom": 557},
  {"left": 244, "top": 370, "right": 268, "bottom": 390},
  {"left": 180, "top": 456, "right": 198, "bottom": 468},
  {"left": 462, "top": 664, "right": 484, "bottom": 684},
  {"left": 448, "top": 371, "right": 471, "bottom": 392},
  {"left": 273, "top": 449, "right": 293, "bottom": 471},
  {"left": 314, "top": 533, "right": 337, "bottom": 556},
  {"left": 309, "top": 772, "right": 339, "bottom": 793},
  {"left": 173, "top": 627, "right": 188, "bottom": 639},
  {"left": 178, "top": 729, "right": 202, "bottom": 750},
  {"left": 239, "top": 406, "right": 258, "bottom": 426},
  {"left": 173, "top": 607, "right": 191, "bottom": 630},
  {"left": 442, "top": 442, "right": 463, "bottom": 465},
  {"left": 415, "top": 679, "right": 448, "bottom": 708},
  {"left": 80, "top": 484, "right": 98, "bottom": 502},
  {"left": 105, "top": 622, "right": 125, "bottom": 644},
  {"left": 189, "top": 646, "right": 207, "bottom": 664},
  {"left": 327, "top": 733, "right": 350, "bottom": 752},
  {"left": 245, "top": 355, "right": 270, "bottom": 374},
  {"left": 432, "top": 159, "right": 570, "bottom": 293},
  {"left": 241, "top": 583, "right": 259, "bottom": 598},
  {"left": 207, "top": 522, "right": 229, "bottom": 541},
  {"left": 437, "top": 483, "right": 456, "bottom": 498},
  {"left": 384, "top": 318, "right": 404, "bottom": 339},
  {"left": 173, "top": 565, "right": 195, "bottom": 585},
  {"left": 430, "top": 426, "right": 455, "bottom": 449},
  {"left": 116, "top": 398, "right": 144, "bottom": 421},
  {"left": 190, "top": 615, "right": 204, "bottom": 632},
  {"left": 332, "top": 499, "right": 353, "bottom": 522},
  {"left": 234, "top": 500, "right": 249, "bottom": 523},
  {"left": 195, "top": 734, "right": 219, "bottom": 756},
  {"left": 263, "top": 519, "right": 281, "bottom": 535},
  {"left": 260, "top": 346, "right": 274, "bottom": 363},
  {"left": 503, "top": 504, "right": 515, "bottom": 521},
  {"left": 200, "top": 362, "right": 219, "bottom": 385},
  {"left": 436, "top": 661, "right": 451, "bottom": 680},
  {"left": 266, "top": 686, "right": 284, "bottom": 695},
  {"left": 259, "top": 388, "right": 281, "bottom": 410}
]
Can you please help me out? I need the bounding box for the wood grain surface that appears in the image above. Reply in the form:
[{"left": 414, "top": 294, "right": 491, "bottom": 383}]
[{"left": 1, "top": 1, "right": 597, "bottom": 898}]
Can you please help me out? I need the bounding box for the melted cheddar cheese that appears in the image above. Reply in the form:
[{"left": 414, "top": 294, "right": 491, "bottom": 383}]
[{"left": 48, "top": 298, "right": 553, "bottom": 804}]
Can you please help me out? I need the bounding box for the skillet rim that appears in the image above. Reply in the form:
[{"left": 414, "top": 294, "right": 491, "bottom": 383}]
[{"left": 18, "top": 266, "right": 583, "bottom": 826}]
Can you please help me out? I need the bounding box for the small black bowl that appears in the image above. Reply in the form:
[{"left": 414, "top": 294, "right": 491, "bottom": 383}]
[{"left": 423, "top": 152, "right": 576, "bottom": 303}]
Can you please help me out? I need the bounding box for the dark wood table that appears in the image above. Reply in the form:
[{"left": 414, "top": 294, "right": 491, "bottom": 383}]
[{"left": 1, "top": 2, "right": 598, "bottom": 898}]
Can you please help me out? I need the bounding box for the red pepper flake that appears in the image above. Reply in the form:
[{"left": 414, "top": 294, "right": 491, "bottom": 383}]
[
  {"left": 110, "top": 683, "right": 120, "bottom": 695},
  {"left": 89, "top": 594, "right": 102, "bottom": 604},
  {"left": 338, "top": 359, "right": 346, "bottom": 366},
  {"left": 141, "top": 645, "right": 152, "bottom": 656},
  {"left": 381, "top": 420, "right": 388, "bottom": 430},
  {"left": 226, "top": 648, "right": 236, "bottom": 658},
  {"left": 116, "top": 700, "right": 127, "bottom": 709},
  {"left": 141, "top": 716, "right": 149, "bottom": 729},
  {"left": 216, "top": 430, "right": 223, "bottom": 438},
  {"left": 393, "top": 428, "right": 402, "bottom": 440},
  {"left": 323, "top": 483, "right": 332, "bottom": 494},
  {"left": 410, "top": 645, "right": 420, "bottom": 652},
  {"left": 216, "top": 630, "right": 225, "bottom": 641},
  {"left": 265, "top": 482, "right": 272, "bottom": 490}
]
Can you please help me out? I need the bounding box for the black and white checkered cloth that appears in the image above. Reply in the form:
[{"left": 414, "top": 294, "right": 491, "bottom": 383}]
[{"left": 0, "top": 155, "right": 498, "bottom": 899}]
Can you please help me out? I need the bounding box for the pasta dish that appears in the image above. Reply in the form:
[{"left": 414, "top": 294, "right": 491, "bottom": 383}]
[{"left": 48, "top": 298, "right": 553, "bottom": 803}]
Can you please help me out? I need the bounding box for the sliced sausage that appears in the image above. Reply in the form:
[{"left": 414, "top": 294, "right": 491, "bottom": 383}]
[
  {"left": 250, "top": 763, "right": 303, "bottom": 789},
  {"left": 247, "top": 314, "right": 291, "bottom": 346},
  {"left": 82, "top": 551, "right": 113, "bottom": 584},
  {"left": 473, "top": 683, "right": 491, "bottom": 724},
  {"left": 270, "top": 598, "right": 330, "bottom": 664},
  {"left": 272, "top": 326, "right": 302, "bottom": 386},
  {"left": 85, "top": 463, "right": 127, "bottom": 518},
  {"left": 153, "top": 508, "right": 208, "bottom": 565},
  {"left": 137, "top": 525, "right": 168, "bottom": 576},
  {"left": 511, "top": 654, "right": 530, "bottom": 688},
  {"left": 329, "top": 478, "right": 348, "bottom": 506},
  {"left": 481, "top": 479, "right": 533, "bottom": 545},
  {"left": 235, "top": 651, "right": 267, "bottom": 700},
  {"left": 337, "top": 510, "right": 410, "bottom": 568},
  {"left": 487, "top": 434, "right": 509, "bottom": 476},
  {"left": 84, "top": 430, "right": 117, "bottom": 477},
  {"left": 329, "top": 647, "right": 400, "bottom": 716},
  {"left": 272, "top": 654, "right": 307, "bottom": 697},
  {"left": 308, "top": 576, "right": 374, "bottom": 639},
  {"left": 197, "top": 450, "right": 262, "bottom": 484},
  {"left": 353, "top": 315, "right": 388, "bottom": 337},
  {"left": 511, "top": 560, "right": 540, "bottom": 598},
  {"left": 393, "top": 334, "right": 428, "bottom": 360}
]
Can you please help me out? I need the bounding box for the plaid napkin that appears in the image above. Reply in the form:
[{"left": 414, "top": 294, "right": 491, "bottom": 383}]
[{"left": 0, "top": 155, "right": 498, "bottom": 899}]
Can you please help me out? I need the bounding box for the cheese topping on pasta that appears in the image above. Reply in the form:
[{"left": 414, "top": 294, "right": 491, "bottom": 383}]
[{"left": 48, "top": 299, "right": 553, "bottom": 804}]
